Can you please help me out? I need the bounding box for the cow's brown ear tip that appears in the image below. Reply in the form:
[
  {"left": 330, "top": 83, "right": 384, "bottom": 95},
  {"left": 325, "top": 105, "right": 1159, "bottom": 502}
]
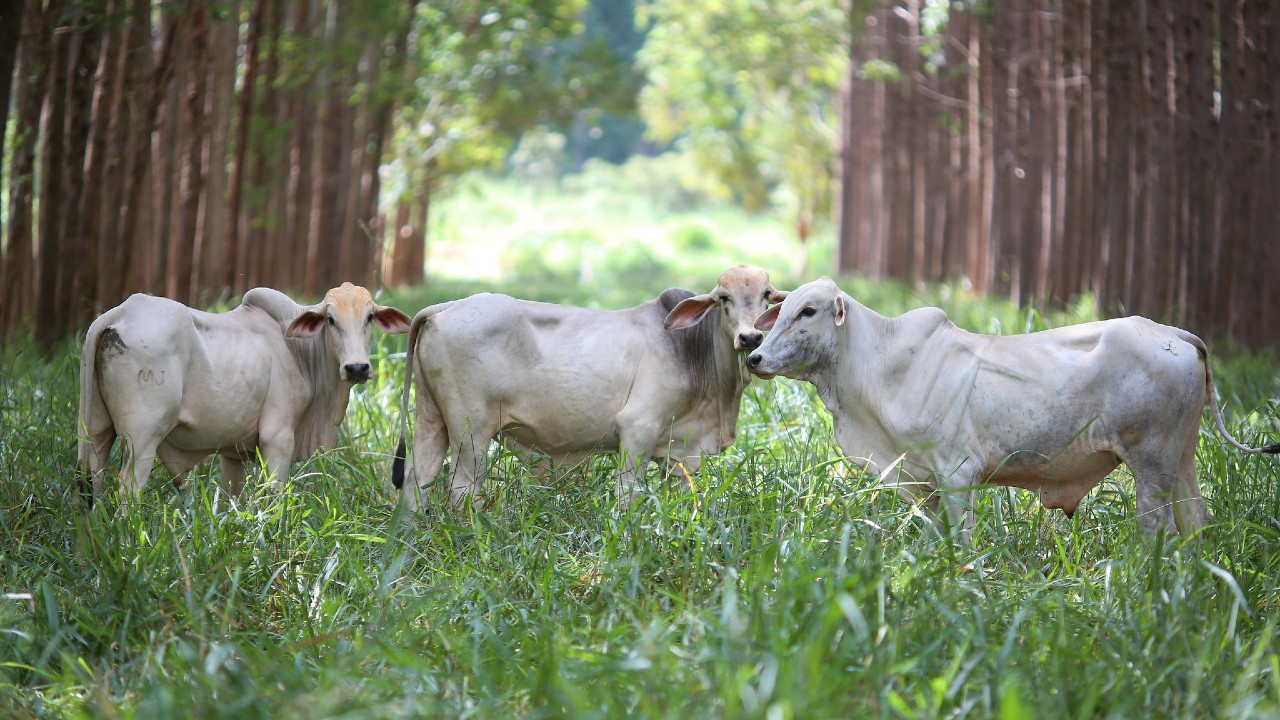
[
  {"left": 286, "top": 311, "right": 325, "bottom": 339},
  {"left": 664, "top": 295, "right": 716, "bottom": 330},
  {"left": 376, "top": 307, "right": 413, "bottom": 334}
]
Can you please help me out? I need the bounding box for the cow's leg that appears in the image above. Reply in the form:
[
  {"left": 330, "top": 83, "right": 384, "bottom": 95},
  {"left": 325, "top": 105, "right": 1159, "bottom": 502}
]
[
  {"left": 403, "top": 387, "right": 449, "bottom": 513},
  {"left": 1122, "top": 445, "right": 1182, "bottom": 535},
  {"left": 932, "top": 462, "right": 980, "bottom": 542},
  {"left": 614, "top": 414, "right": 664, "bottom": 502},
  {"left": 1132, "top": 467, "right": 1180, "bottom": 535},
  {"left": 446, "top": 414, "right": 500, "bottom": 509},
  {"left": 882, "top": 464, "right": 950, "bottom": 531},
  {"left": 662, "top": 429, "right": 714, "bottom": 489},
  {"left": 98, "top": 356, "right": 183, "bottom": 501},
  {"left": 613, "top": 455, "right": 651, "bottom": 504},
  {"left": 669, "top": 453, "right": 702, "bottom": 487},
  {"left": 118, "top": 432, "right": 161, "bottom": 499},
  {"left": 1170, "top": 424, "right": 1209, "bottom": 536},
  {"left": 258, "top": 427, "right": 296, "bottom": 490},
  {"left": 219, "top": 457, "right": 248, "bottom": 496},
  {"left": 156, "top": 443, "right": 204, "bottom": 492},
  {"left": 85, "top": 426, "right": 117, "bottom": 498}
]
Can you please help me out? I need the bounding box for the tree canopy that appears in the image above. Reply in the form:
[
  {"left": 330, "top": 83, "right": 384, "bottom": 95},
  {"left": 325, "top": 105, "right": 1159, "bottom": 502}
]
[{"left": 637, "top": 0, "right": 848, "bottom": 242}]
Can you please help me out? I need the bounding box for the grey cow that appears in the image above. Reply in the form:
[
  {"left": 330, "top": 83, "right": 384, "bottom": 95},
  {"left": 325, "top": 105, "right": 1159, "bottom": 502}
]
[
  {"left": 392, "top": 265, "right": 788, "bottom": 510},
  {"left": 747, "top": 276, "right": 1279, "bottom": 537}
]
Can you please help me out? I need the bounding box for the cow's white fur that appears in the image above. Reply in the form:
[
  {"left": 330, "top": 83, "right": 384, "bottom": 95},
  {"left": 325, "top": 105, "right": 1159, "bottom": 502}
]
[
  {"left": 393, "top": 265, "right": 787, "bottom": 510},
  {"left": 77, "top": 283, "right": 410, "bottom": 498},
  {"left": 748, "top": 277, "right": 1279, "bottom": 537}
]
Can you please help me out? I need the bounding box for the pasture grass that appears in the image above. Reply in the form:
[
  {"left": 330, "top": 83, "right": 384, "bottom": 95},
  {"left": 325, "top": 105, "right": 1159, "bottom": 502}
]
[{"left": 2, "top": 275, "right": 1280, "bottom": 719}]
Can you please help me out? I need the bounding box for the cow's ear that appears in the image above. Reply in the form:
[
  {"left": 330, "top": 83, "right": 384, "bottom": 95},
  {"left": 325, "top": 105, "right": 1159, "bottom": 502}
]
[
  {"left": 755, "top": 304, "right": 781, "bottom": 331},
  {"left": 286, "top": 309, "right": 326, "bottom": 338},
  {"left": 833, "top": 295, "right": 846, "bottom": 327},
  {"left": 766, "top": 288, "right": 789, "bottom": 304},
  {"left": 373, "top": 306, "right": 412, "bottom": 334},
  {"left": 664, "top": 294, "right": 717, "bottom": 330}
]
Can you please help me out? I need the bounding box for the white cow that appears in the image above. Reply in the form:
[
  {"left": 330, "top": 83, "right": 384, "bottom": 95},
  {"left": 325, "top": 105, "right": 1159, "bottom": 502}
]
[
  {"left": 391, "top": 265, "right": 788, "bottom": 510},
  {"left": 78, "top": 282, "right": 411, "bottom": 499},
  {"left": 747, "top": 277, "right": 1279, "bottom": 537}
]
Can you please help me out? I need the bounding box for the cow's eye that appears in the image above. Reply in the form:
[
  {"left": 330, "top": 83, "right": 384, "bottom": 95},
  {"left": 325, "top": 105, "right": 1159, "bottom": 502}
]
[
  {"left": 799, "top": 307, "right": 817, "bottom": 318},
  {"left": 365, "top": 314, "right": 373, "bottom": 325},
  {"left": 326, "top": 315, "right": 336, "bottom": 327}
]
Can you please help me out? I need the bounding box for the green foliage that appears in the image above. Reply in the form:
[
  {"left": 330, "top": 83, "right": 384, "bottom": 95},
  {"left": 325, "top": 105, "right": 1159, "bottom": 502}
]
[
  {"left": 859, "top": 58, "right": 902, "bottom": 83},
  {"left": 636, "top": 0, "right": 847, "bottom": 230},
  {"left": 508, "top": 127, "right": 570, "bottom": 189},
  {"left": 564, "top": 152, "right": 728, "bottom": 212},
  {"left": 4, "top": 273, "right": 1280, "bottom": 717},
  {"left": 553, "top": 0, "right": 650, "bottom": 165},
  {"left": 385, "top": 0, "right": 637, "bottom": 208},
  {"left": 414, "top": 171, "right": 804, "bottom": 310},
  {"left": 671, "top": 222, "right": 716, "bottom": 253}
]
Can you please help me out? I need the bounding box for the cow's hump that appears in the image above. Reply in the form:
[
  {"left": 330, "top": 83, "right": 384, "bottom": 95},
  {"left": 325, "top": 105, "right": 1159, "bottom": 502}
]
[
  {"left": 657, "top": 288, "right": 696, "bottom": 315},
  {"left": 241, "top": 287, "right": 301, "bottom": 326}
]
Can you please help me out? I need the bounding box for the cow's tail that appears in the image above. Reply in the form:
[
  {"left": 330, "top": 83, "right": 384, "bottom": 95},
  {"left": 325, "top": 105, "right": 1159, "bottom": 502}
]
[
  {"left": 76, "top": 320, "right": 110, "bottom": 503},
  {"left": 392, "top": 300, "right": 460, "bottom": 489},
  {"left": 1180, "top": 329, "right": 1280, "bottom": 455}
]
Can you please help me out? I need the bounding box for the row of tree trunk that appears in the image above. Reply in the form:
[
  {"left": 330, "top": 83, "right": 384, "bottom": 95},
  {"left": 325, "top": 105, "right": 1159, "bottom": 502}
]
[
  {"left": 0, "top": 0, "right": 425, "bottom": 349},
  {"left": 838, "top": 0, "right": 1280, "bottom": 349}
]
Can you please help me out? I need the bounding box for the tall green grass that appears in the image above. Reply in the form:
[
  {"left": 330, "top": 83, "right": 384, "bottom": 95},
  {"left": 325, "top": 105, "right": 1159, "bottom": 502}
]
[{"left": 2, "top": 276, "right": 1280, "bottom": 719}]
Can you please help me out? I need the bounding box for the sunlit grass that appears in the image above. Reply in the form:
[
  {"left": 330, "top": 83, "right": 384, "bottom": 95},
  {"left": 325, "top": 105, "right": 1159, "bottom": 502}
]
[{"left": 3, "top": 272, "right": 1280, "bottom": 718}]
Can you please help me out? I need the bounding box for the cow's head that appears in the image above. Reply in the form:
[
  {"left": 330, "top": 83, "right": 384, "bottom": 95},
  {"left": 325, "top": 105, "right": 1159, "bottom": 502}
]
[
  {"left": 285, "top": 282, "right": 412, "bottom": 383},
  {"left": 663, "top": 264, "right": 788, "bottom": 351},
  {"left": 746, "top": 277, "right": 844, "bottom": 380}
]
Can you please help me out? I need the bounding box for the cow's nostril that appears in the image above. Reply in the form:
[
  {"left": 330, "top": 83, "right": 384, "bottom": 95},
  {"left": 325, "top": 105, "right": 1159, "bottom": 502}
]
[
  {"left": 740, "top": 332, "right": 764, "bottom": 349},
  {"left": 747, "top": 353, "right": 762, "bottom": 369},
  {"left": 344, "top": 362, "right": 371, "bottom": 379}
]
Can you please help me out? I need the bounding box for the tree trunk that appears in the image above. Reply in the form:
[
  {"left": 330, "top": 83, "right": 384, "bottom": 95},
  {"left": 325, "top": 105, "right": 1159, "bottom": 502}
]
[
  {"left": 35, "top": 1, "right": 72, "bottom": 350},
  {"left": 316, "top": 0, "right": 354, "bottom": 293},
  {"left": 199, "top": 0, "right": 238, "bottom": 303},
  {"left": 252, "top": 0, "right": 284, "bottom": 290},
  {"left": 152, "top": 14, "right": 185, "bottom": 298},
  {"left": 354, "top": 0, "right": 421, "bottom": 289},
  {"left": 177, "top": 2, "right": 209, "bottom": 306},
  {"left": 117, "top": 3, "right": 184, "bottom": 301},
  {"left": 226, "top": 0, "right": 265, "bottom": 294},
  {"left": 69, "top": 8, "right": 110, "bottom": 330},
  {"left": 1, "top": 0, "right": 49, "bottom": 339},
  {"left": 0, "top": 0, "right": 26, "bottom": 254}
]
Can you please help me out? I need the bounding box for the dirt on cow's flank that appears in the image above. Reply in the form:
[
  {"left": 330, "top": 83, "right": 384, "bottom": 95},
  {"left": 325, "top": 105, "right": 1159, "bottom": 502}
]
[{"left": 2, "top": 282, "right": 1280, "bottom": 719}]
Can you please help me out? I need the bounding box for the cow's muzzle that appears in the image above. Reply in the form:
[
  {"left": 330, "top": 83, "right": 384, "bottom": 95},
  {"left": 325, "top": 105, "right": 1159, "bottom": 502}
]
[
  {"left": 736, "top": 331, "right": 764, "bottom": 350},
  {"left": 343, "top": 362, "right": 372, "bottom": 382},
  {"left": 746, "top": 351, "right": 776, "bottom": 379}
]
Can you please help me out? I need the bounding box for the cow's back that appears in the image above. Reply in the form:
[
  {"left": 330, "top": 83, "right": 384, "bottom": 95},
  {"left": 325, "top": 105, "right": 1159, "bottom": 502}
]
[
  {"left": 95, "top": 294, "right": 294, "bottom": 453},
  {"left": 93, "top": 294, "right": 200, "bottom": 380},
  {"left": 416, "top": 292, "right": 702, "bottom": 456},
  {"left": 920, "top": 315, "right": 1205, "bottom": 487}
]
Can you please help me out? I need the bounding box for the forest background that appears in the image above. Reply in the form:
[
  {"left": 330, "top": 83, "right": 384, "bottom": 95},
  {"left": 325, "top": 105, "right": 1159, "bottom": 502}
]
[
  {"left": 1, "top": 0, "right": 1278, "bottom": 350},
  {"left": 6, "top": 2, "right": 1280, "bottom": 716}
]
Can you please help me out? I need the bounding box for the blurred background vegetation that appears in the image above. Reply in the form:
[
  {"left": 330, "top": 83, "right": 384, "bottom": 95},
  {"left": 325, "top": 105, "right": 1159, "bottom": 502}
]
[
  {"left": 2, "top": 0, "right": 1278, "bottom": 349},
  {"left": 5, "top": 2, "right": 1280, "bottom": 716}
]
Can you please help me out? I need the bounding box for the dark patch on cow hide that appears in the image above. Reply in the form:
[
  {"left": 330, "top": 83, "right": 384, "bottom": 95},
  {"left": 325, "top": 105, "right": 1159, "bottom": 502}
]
[
  {"left": 657, "top": 288, "right": 720, "bottom": 398},
  {"left": 97, "top": 327, "right": 128, "bottom": 364}
]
